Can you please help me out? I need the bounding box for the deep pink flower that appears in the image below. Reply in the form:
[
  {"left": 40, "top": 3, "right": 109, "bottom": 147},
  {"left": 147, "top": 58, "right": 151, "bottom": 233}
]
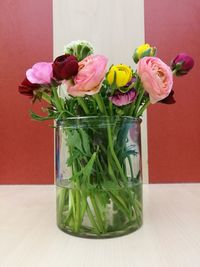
[
  {"left": 53, "top": 54, "right": 78, "bottom": 80},
  {"left": 137, "top": 57, "right": 173, "bottom": 104},
  {"left": 26, "top": 62, "right": 53, "bottom": 84},
  {"left": 109, "top": 89, "right": 137, "bottom": 106},
  {"left": 171, "top": 53, "right": 194, "bottom": 76},
  {"left": 67, "top": 55, "right": 108, "bottom": 96},
  {"left": 18, "top": 78, "right": 40, "bottom": 97}
]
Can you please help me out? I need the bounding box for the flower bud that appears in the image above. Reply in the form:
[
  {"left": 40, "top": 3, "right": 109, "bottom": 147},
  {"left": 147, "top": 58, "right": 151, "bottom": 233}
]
[
  {"left": 106, "top": 64, "right": 132, "bottom": 87},
  {"left": 53, "top": 54, "right": 78, "bottom": 80},
  {"left": 64, "top": 40, "right": 94, "bottom": 61},
  {"left": 171, "top": 53, "right": 194, "bottom": 76},
  {"left": 133, "top": 43, "right": 156, "bottom": 64}
]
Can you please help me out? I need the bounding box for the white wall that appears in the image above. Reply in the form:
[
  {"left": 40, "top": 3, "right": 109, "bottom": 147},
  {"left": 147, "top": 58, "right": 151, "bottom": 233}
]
[{"left": 53, "top": 0, "right": 149, "bottom": 183}]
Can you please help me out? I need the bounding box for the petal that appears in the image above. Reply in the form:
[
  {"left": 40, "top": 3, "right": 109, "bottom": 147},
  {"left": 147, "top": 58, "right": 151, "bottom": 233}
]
[{"left": 26, "top": 62, "right": 53, "bottom": 84}]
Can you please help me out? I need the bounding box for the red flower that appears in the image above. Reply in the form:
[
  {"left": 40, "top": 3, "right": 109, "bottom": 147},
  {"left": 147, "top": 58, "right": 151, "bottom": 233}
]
[
  {"left": 18, "top": 78, "right": 40, "bottom": 97},
  {"left": 159, "top": 90, "right": 176, "bottom": 104},
  {"left": 52, "top": 54, "right": 78, "bottom": 80}
]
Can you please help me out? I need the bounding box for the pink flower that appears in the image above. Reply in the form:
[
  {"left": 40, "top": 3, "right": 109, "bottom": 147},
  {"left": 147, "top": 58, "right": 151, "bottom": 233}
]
[
  {"left": 67, "top": 55, "right": 108, "bottom": 96},
  {"left": 26, "top": 62, "right": 53, "bottom": 84},
  {"left": 137, "top": 57, "right": 173, "bottom": 104},
  {"left": 109, "top": 89, "right": 137, "bottom": 106}
]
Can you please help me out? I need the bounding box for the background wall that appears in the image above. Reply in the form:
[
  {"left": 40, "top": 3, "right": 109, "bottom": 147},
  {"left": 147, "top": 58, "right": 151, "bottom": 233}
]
[
  {"left": 145, "top": 0, "right": 200, "bottom": 183},
  {"left": 0, "top": 0, "right": 199, "bottom": 184},
  {"left": 0, "top": 0, "right": 54, "bottom": 184}
]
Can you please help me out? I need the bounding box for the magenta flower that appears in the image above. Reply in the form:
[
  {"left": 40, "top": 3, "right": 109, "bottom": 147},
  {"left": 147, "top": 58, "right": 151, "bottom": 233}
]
[
  {"left": 171, "top": 53, "right": 194, "bottom": 76},
  {"left": 26, "top": 62, "right": 53, "bottom": 84},
  {"left": 109, "top": 89, "right": 137, "bottom": 106}
]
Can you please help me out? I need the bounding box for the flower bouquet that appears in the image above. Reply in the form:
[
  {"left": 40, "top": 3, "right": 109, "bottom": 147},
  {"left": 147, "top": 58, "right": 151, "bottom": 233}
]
[{"left": 19, "top": 41, "right": 194, "bottom": 238}]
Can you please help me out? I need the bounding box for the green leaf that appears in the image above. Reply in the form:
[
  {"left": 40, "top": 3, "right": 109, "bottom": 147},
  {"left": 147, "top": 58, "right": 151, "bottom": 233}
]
[
  {"left": 69, "top": 152, "right": 97, "bottom": 184},
  {"left": 79, "top": 129, "right": 91, "bottom": 156},
  {"left": 67, "top": 130, "right": 84, "bottom": 154},
  {"left": 66, "top": 149, "right": 80, "bottom": 166},
  {"left": 30, "top": 110, "right": 56, "bottom": 121},
  {"left": 102, "top": 180, "right": 121, "bottom": 191},
  {"left": 82, "top": 152, "right": 97, "bottom": 181}
]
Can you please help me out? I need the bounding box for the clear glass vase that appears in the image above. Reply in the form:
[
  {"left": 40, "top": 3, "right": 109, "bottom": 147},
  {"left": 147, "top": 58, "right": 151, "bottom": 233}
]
[{"left": 55, "top": 116, "right": 142, "bottom": 238}]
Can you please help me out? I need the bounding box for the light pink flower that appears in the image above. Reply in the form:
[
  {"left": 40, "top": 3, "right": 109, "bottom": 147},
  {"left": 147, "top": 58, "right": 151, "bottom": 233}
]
[
  {"left": 26, "top": 62, "right": 53, "bottom": 84},
  {"left": 137, "top": 57, "right": 173, "bottom": 104},
  {"left": 67, "top": 55, "right": 108, "bottom": 96}
]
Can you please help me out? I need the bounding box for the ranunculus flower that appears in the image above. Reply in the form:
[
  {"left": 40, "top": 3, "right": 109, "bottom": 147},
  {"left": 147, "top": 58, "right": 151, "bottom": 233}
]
[
  {"left": 53, "top": 54, "right": 78, "bottom": 80},
  {"left": 18, "top": 77, "right": 40, "bottom": 97},
  {"left": 171, "top": 53, "right": 194, "bottom": 76},
  {"left": 26, "top": 62, "right": 53, "bottom": 84},
  {"left": 64, "top": 40, "right": 94, "bottom": 61},
  {"left": 109, "top": 89, "right": 137, "bottom": 106},
  {"left": 106, "top": 64, "right": 132, "bottom": 87},
  {"left": 137, "top": 57, "right": 173, "bottom": 104},
  {"left": 133, "top": 43, "right": 156, "bottom": 63},
  {"left": 67, "top": 55, "right": 108, "bottom": 96}
]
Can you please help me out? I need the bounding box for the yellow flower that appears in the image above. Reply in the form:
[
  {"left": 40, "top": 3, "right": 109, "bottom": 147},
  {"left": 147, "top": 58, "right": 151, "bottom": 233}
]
[
  {"left": 107, "top": 64, "right": 132, "bottom": 87},
  {"left": 133, "top": 43, "right": 156, "bottom": 63}
]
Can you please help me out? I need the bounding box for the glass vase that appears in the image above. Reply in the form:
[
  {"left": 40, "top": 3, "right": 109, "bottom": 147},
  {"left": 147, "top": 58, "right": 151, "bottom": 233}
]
[{"left": 55, "top": 116, "right": 142, "bottom": 238}]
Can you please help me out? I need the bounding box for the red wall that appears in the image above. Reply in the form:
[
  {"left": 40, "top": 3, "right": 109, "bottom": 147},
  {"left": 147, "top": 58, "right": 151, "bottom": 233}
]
[
  {"left": 145, "top": 0, "right": 200, "bottom": 183},
  {"left": 0, "top": 0, "right": 54, "bottom": 184}
]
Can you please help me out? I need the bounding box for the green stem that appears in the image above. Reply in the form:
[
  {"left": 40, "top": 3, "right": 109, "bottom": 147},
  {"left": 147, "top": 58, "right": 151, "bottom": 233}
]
[
  {"left": 127, "top": 81, "right": 136, "bottom": 90},
  {"left": 136, "top": 99, "right": 150, "bottom": 117},
  {"left": 128, "top": 102, "right": 136, "bottom": 117},
  {"left": 86, "top": 205, "right": 101, "bottom": 234},
  {"left": 52, "top": 86, "right": 63, "bottom": 112},
  {"left": 69, "top": 189, "right": 76, "bottom": 222},
  {"left": 109, "top": 101, "right": 114, "bottom": 116},
  {"left": 109, "top": 192, "right": 131, "bottom": 219},
  {"left": 107, "top": 123, "right": 127, "bottom": 183},
  {"left": 133, "top": 87, "right": 145, "bottom": 116},
  {"left": 77, "top": 97, "right": 89, "bottom": 115},
  {"left": 90, "top": 195, "right": 105, "bottom": 233},
  {"left": 74, "top": 182, "right": 81, "bottom": 232},
  {"left": 41, "top": 92, "right": 51, "bottom": 104},
  {"left": 57, "top": 188, "right": 67, "bottom": 223},
  {"left": 127, "top": 155, "right": 134, "bottom": 180},
  {"left": 93, "top": 94, "right": 107, "bottom": 115}
]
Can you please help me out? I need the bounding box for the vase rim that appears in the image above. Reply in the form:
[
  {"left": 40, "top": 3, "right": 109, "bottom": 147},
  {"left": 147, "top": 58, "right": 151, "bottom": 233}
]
[{"left": 56, "top": 116, "right": 142, "bottom": 127}]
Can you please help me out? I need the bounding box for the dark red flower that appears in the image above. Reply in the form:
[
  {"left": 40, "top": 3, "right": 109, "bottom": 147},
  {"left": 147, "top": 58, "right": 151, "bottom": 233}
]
[
  {"left": 18, "top": 78, "right": 40, "bottom": 97},
  {"left": 52, "top": 54, "right": 78, "bottom": 80},
  {"left": 159, "top": 90, "right": 176, "bottom": 104},
  {"left": 171, "top": 53, "right": 194, "bottom": 76}
]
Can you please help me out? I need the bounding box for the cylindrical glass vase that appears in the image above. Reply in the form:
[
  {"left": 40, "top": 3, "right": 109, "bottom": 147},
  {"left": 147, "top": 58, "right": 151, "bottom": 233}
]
[{"left": 55, "top": 116, "right": 142, "bottom": 238}]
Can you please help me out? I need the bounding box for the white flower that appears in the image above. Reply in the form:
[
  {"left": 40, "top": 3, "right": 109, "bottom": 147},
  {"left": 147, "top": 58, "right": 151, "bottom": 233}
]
[
  {"left": 64, "top": 40, "right": 94, "bottom": 55},
  {"left": 57, "top": 81, "right": 72, "bottom": 99}
]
